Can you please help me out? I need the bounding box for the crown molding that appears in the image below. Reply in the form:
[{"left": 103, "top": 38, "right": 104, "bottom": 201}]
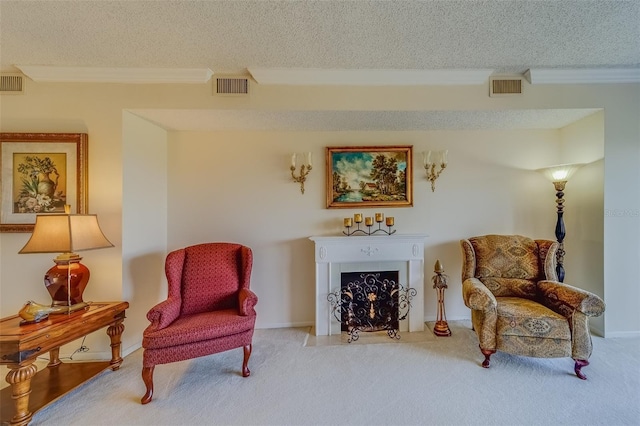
[
  {"left": 15, "top": 66, "right": 214, "bottom": 83},
  {"left": 525, "top": 68, "right": 640, "bottom": 84},
  {"left": 248, "top": 68, "right": 494, "bottom": 86}
]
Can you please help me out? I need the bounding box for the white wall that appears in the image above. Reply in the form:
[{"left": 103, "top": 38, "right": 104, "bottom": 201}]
[
  {"left": 0, "top": 83, "right": 126, "bottom": 365},
  {"left": 121, "top": 111, "right": 168, "bottom": 355},
  {"left": 165, "top": 128, "right": 560, "bottom": 327},
  {"left": 560, "top": 111, "right": 605, "bottom": 335},
  {"left": 601, "top": 97, "right": 640, "bottom": 337},
  {"left": 1, "top": 81, "right": 638, "bottom": 363}
]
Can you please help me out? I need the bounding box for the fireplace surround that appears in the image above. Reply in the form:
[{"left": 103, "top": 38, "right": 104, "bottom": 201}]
[{"left": 309, "top": 234, "right": 428, "bottom": 336}]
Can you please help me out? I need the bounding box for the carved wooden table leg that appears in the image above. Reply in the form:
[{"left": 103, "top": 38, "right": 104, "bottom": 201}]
[
  {"left": 47, "top": 347, "right": 61, "bottom": 368},
  {"left": 5, "top": 360, "right": 38, "bottom": 426},
  {"left": 107, "top": 320, "right": 125, "bottom": 370}
]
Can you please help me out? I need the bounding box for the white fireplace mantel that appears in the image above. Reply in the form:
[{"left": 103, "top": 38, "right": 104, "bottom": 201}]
[{"left": 309, "top": 234, "right": 428, "bottom": 336}]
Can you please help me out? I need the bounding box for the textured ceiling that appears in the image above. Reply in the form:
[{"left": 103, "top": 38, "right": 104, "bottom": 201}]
[
  {"left": 2, "top": 1, "right": 638, "bottom": 73},
  {"left": 1, "top": 1, "right": 637, "bottom": 130}
]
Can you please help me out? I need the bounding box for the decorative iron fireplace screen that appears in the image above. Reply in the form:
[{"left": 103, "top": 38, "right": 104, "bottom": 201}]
[{"left": 327, "top": 272, "right": 416, "bottom": 342}]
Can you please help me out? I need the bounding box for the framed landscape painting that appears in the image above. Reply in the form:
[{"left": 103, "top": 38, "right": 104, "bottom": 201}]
[
  {"left": 0, "top": 133, "right": 88, "bottom": 232},
  {"left": 326, "top": 145, "right": 413, "bottom": 209}
]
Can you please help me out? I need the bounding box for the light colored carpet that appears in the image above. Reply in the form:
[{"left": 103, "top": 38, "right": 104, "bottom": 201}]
[{"left": 28, "top": 321, "right": 640, "bottom": 426}]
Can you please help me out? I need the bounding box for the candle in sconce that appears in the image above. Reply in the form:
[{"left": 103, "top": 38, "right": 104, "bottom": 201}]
[
  {"left": 291, "top": 153, "right": 296, "bottom": 168},
  {"left": 354, "top": 213, "right": 363, "bottom": 223},
  {"left": 423, "top": 150, "right": 432, "bottom": 166},
  {"left": 344, "top": 217, "right": 353, "bottom": 227},
  {"left": 441, "top": 150, "right": 448, "bottom": 165},
  {"left": 365, "top": 217, "right": 373, "bottom": 226},
  {"left": 375, "top": 213, "right": 384, "bottom": 222},
  {"left": 386, "top": 217, "right": 394, "bottom": 226},
  {"left": 307, "top": 152, "right": 312, "bottom": 167}
]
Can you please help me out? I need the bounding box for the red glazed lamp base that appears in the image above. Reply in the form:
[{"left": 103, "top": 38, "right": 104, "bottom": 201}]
[{"left": 44, "top": 254, "right": 90, "bottom": 307}]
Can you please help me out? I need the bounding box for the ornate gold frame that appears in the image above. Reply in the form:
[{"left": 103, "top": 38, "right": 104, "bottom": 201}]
[
  {"left": 326, "top": 145, "right": 413, "bottom": 209},
  {"left": 0, "top": 133, "right": 88, "bottom": 233}
]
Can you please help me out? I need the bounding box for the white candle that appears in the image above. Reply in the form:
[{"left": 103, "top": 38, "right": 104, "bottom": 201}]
[
  {"left": 307, "top": 152, "right": 312, "bottom": 167},
  {"left": 426, "top": 150, "right": 432, "bottom": 165},
  {"left": 291, "top": 153, "right": 296, "bottom": 168},
  {"left": 441, "top": 150, "right": 448, "bottom": 165}
]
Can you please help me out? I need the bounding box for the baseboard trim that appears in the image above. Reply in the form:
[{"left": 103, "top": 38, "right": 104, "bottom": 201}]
[
  {"left": 590, "top": 325, "right": 605, "bottom": 338},
  {"left": 256, "top": 321, "right": 314, "bottom": 329},
  {"left": 603, "top": 330, "right": 640, "bottom": 338},
  {"left": 52, "top": 342, "right": 142, "bottom": 361}
]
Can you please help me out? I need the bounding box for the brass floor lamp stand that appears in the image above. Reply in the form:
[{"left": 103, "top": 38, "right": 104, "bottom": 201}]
[{"left": 432, "top": 260, "right": 451, "bottom": 336}]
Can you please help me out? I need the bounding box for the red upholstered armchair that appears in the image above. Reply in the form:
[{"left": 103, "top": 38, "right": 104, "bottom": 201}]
[{"left": 141, "top": 243, "right": 258, "bottom": 404}]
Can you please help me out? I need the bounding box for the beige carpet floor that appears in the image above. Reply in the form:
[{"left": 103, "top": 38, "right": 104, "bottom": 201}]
[{"left": 23, "top": 321, "right": 640, "bottom": 426}]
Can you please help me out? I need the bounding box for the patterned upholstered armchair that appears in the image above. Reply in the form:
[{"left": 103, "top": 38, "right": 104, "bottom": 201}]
[
  {"left": 141, "top": 243, "right": 258, "bottom": 404},
  {"left": 460, "top": 235, "right": 605, "bottom": 379}
]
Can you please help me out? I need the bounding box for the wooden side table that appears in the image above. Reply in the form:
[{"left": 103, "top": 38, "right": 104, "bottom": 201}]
[{"left": 1, "top": 301, "right": 129, "bottom": 426}]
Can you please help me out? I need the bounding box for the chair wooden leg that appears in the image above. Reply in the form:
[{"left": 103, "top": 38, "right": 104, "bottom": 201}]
[
  {"left": 141, "top": 366, "right": 155, "bottom": 404},
  {"left": 574, "top": 359, "right": 589, "bottom": 380},
  {"left": 242, "top": 344, "right": 252, "bottom": 377},
  {"left": 480, "top": 348, "right": 495, "bottom": 368}
]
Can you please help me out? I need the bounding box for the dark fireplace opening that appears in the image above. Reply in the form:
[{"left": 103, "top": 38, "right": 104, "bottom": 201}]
[
  {"left": 340, "top": 271, "right": 399, "bottom": 333},
  {"left": 340, "top": 271, "right": 400, "bottom": 333},
  {"left": 327, "top": 270, "right": 416, "bottom": 342}
]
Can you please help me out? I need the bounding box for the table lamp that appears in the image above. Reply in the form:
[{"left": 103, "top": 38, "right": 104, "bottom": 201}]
[{"left": 18, "top": 206, "right": 113, "bottom": 318}]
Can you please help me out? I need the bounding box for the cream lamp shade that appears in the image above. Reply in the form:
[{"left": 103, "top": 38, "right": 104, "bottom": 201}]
[
  {"left": 535, "top": 163, "right": 585, "bottom": 283},
  {"left": 19, "top": 212, "right": 113, "bottom": 314},
  {"left": 19, "top": 214, "right": 113, "bottom": 255},
  {"left": 536, "top": 163, "right": 585, "bottom": 183}
]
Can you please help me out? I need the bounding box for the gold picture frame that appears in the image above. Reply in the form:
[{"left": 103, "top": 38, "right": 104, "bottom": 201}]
[
  {"left": 326, "top": 145, "right": 413, "bottom": 209},
  {"left": 1, "top": 133, "right": 88, "bottom": 233}
]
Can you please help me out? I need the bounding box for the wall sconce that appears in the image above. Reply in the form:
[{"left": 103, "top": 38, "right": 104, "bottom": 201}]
[
  {"left": 536, "top": 163, "right": 584, "bottom": 282},
  {"left": 423, "top": 150, "right": 448, "bottom": 192},
  {"left": 290, "top": 152, "right": 312, "bottom": 194}
]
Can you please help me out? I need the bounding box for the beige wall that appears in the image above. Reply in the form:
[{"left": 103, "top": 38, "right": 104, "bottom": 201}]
[
  {"left": 1, "top": 80, "right": 637, "bottom": 362},
  {"left": 166, "top": 128, "right": 558, "bottom": 328},
  {"left": 560, "top": 112, "right": 605, "bottom": 334},
  {"left": 122, "top": 111, "right": 169, "bottom": 353}
]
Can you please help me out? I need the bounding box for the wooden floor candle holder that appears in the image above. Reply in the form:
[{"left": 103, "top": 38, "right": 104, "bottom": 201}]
[{"left": 432, "top": 259, "right": 451, "bottom": 336}]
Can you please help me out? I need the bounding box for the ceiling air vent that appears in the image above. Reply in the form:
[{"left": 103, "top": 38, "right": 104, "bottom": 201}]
[
  {"left": 0, "top": 74, "right": 25, "bottom": 94},
  {"left": 489, "top": 77, "right": 522, "bottom": 97},
  {"left": 214, "top": 77, "right": 249, "bottom": 96}
]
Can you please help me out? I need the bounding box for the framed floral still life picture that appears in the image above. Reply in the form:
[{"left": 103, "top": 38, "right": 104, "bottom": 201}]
[
  {"left": 0, "top": 133, "right": 88, "bottom": 232},
  {"left": 326, "top": 145, "right": 413, "bottom": 209}
]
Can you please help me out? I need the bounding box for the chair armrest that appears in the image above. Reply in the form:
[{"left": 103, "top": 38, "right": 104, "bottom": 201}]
[
  {"left": 462, "top": 278, "right": 497, "bottom": 312},
  {"left": 538, "top": 280, "right": 605, "bottom": 317},
  {"left": 146, "top": 297, "right": 182, "bottom": 331},
  {"left": 239, "top": 288, "right": 258, "bottom": 316}
]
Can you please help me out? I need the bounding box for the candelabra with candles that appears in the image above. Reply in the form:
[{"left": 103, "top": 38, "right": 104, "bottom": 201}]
[
  {"left": 423, "top": 150, "right": 448, "bottom": 192},
  {"left": 432, "top": 259, "right": 451, "bottom": 336},
  {"left": 343, "top": 212, "right": 396, "bottom": 236},
  {"left": 290, "top": 152, "right": 312, "bottom": 194}
]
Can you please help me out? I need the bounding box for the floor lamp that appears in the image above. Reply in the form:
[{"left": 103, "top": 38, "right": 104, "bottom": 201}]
[{"left": 537, "top": 163, "right": 584, "bottom": 282}]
